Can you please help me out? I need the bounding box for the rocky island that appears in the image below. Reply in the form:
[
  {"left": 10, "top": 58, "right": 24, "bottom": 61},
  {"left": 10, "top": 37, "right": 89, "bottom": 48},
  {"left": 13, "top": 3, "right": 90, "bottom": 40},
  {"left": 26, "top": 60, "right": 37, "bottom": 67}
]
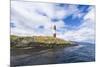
[{"left": 11, "top": 35, "right": 77, "bottom": 49}]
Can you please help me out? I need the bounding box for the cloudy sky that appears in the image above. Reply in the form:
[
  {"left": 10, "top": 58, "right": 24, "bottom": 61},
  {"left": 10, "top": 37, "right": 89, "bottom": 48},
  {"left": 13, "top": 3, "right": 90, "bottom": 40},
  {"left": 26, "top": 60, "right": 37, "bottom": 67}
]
[{"left": 11, "top": 1, "right": 95, "bottom": 43}]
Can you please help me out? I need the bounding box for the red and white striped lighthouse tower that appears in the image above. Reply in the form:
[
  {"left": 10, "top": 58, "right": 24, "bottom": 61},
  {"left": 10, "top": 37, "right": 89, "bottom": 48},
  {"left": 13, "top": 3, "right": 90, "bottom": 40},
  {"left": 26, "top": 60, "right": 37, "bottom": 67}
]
[{"left": 53, "top": 25, "right": 56, "bottom": 38}]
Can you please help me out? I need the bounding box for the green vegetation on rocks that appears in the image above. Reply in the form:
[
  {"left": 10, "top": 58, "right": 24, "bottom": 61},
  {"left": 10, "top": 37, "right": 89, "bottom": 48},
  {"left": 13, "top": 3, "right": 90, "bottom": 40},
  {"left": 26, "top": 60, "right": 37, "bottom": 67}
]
[{"left": 10, "top": 35, "right": 75, "bottom": 48}]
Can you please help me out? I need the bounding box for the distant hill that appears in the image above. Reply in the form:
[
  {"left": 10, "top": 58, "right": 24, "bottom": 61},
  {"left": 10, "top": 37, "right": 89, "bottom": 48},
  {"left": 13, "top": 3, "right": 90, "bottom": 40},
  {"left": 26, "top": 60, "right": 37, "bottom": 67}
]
[{"left": 10, "top": 35, "right": 76, "bottom": 48}]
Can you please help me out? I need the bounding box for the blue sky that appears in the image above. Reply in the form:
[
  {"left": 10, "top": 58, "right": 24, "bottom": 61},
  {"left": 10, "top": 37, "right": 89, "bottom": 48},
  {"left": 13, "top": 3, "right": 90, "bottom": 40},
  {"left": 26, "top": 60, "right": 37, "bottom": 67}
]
[{"left": 11, "top": 1, "right": 95, "bottom": 43}]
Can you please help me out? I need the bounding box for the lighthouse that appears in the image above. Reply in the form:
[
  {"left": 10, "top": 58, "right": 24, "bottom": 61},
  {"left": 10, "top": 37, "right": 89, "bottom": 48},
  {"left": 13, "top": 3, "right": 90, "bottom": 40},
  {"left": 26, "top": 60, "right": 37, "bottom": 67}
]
[{"left": 53, "top": 25, "right": 56, "bottom": 38}]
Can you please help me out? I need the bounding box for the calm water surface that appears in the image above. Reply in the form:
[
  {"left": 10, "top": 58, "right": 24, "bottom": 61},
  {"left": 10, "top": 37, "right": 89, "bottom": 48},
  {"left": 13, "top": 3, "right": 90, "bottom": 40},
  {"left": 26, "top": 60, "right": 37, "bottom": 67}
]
[{"left": 11, "top": 42, "right": 95, "bottom": 66}]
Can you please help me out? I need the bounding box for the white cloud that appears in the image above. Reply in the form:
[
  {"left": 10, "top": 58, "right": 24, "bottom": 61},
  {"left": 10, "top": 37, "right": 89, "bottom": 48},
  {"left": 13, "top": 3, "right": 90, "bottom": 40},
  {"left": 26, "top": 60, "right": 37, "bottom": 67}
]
[
  {"left": 57, "top": 6, "right": 95, "bottom": 43},
  {"left": 54, "top": 5, "right": 80, "bottom": 20},
  {"left": 11, "top": 1, "right": 54, "bottom": 36}
]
